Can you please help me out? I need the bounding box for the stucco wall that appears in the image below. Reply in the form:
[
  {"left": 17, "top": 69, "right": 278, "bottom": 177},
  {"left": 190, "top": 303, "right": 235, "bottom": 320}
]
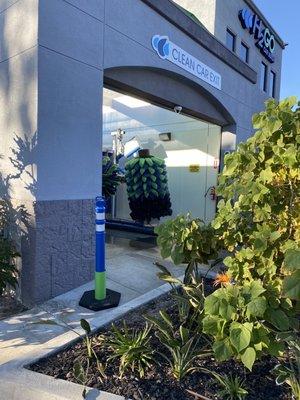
[
  {"left": 104, "top": 0, "right": 270, "bottom": 142},
  {"left": 214, "top": 0, "right": 282, "bottom": 102},
  {"left": 0, "top": 0, "right": 38, "bottom": 202},
  {"left": 175, "top": 0, "right": 283, "bottom": 103},
  {"left": 0, "top": 0, "right": 284, "bottom": 304},
  {"left": 0, "top": 0, "right": 103, "bottom": 304},
  {"left": 37, "top": 0, "right": 103, "bottom": 201}
]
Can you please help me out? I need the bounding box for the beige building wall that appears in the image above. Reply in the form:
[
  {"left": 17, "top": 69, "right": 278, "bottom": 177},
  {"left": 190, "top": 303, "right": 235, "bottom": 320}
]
[{"left": 172, "top": 0, "right": 216, "bottom": 34}]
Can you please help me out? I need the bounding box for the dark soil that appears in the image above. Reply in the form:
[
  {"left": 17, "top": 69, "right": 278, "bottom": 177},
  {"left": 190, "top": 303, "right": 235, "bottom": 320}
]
[{"left": 30, "top": 283, "right": 291, "bottom": 400}]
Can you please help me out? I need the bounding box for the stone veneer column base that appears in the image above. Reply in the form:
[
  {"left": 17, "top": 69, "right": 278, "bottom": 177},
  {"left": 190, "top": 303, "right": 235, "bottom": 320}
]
[{"left": 20, "top": 199, "right": 95, "bottom": 306}]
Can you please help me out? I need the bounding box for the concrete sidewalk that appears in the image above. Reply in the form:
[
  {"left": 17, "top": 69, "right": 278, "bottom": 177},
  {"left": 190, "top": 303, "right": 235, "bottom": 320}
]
[
  {"left": 0, "top": 239, "right": 190, "bottom": 399},
  {"left": 0, "top": 280, "right": 179, "bottom": 400},
  {"left": 0, "top": 240, "right": 184, "bottom": 364}
]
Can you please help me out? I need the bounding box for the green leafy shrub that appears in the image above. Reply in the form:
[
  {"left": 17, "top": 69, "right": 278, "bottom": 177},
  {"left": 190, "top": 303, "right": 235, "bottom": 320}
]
[
  {"left": 274, "top": 339, "right": 300, "bottom": 400},
  {"left": 146, "top": 308, "right": 211, "bottom": 381},
  {"left": 155, "top": 214, "right": 220, "bottom": 282},
  {"left": 156, "top": 263, "right": 207, "bottom": 331},
  {"left": 0, "top": 199, "right": 20, "bottom": 295},
  {"left": 202, "top": 281, "right": 286, "bottom": 371},
  {"left": 107, "top": 322, "right": 154, "bottom": 378},
  {"left": 203, "top": 97, "right": 300, "bottom": 370},
  {"left": 102, "top": 155, "right": 122, "bottom": 199},
  {"left": 212, "top": 97, "right": 300, "bottom": 295},
  {"left": 155, "top": 97, "right": 300, "bottom": 372},
  {"left": 0, "top": 238, "right": 19, "bottom": 295},
  {"left": 201, "top": 368, "right": 248, "bottom": 400}
]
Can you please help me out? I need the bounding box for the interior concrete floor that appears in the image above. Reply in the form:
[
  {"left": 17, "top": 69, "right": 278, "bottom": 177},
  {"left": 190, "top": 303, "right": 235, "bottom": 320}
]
[{"left": 105, "top": 229, "right": 184, "bottom": 295}]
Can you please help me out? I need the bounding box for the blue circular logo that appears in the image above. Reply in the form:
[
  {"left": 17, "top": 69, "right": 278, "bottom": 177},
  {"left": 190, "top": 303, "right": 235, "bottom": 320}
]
[
  {"left": 152, "top": 35, "right": 170, "bottom": 59},
  {"left": 239, "top": 8, "right": 254, "bottom": 29}
]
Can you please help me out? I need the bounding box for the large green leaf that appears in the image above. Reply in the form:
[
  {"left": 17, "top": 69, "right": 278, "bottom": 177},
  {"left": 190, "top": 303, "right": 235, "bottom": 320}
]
[
  {"left": 265, "top": 309, "right": 290, "bottom": 331},
  {"left": 219, "top": 299, "right": 235, "bottom": 321},
  {"left": 283, "top": 270, "right": 300, "bottom": 300},
  {"left": 253, "top": 238, "right": 267, "bottom": 253},
  {"left": 259, "top": 167, "right": 274, "bottom": 183},
  {"left": 252, "top": 113, "right": 263, "bottom": 129},
  {"left": 204, "top": 294, "right": 221, "bottom": 315},
  {"left": 249, "top": 280, "right": 266, "bottom": 299},
  {"left": 284, "top": 249, "right": 300, "bottom": 272},
  {"left": 171, "top": 244, "right": 184, "bottom": 265},
  {"left": 241, "top": 347, "right": 256, "bottom": 371},
  {"left": 202, "top": 316, "right": 222, "bottom": 336},
  {"left": 73, "top": 361, "right": 85, "bottom": 384},
  {"left": 246, "top": 297, "right": 267, "bottom": 317},
  {"left": 230, "top": 323, "right": 252, "bottom": 352},
  {"left": 213, "top": 337, "right": 233, "bottom": 361},
  {"left": 160, "top": 245, "right": 172, "bottom": 259},
  {"left": 223, "top": 157, "right": 239, "bottom": 176},
  {"left": 269, "top": 119, "right": 282, "bottom": 134},
  {"left": 268, "top": 339, "right": 285, "bottom": 357}
]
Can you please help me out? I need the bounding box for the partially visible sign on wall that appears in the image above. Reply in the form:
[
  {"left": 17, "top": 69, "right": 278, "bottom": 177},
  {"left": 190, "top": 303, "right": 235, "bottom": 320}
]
[
  {"left": 239, "top": 8, "right": 275, "bottom": 63},
  {"left": 152, "top": 35, "right": 222, "bottom": 90},
  {"left": 213, "top": 158, "right": 219, "bottom": 169},
  {"left": 189, "top": 164, "right": 200, "bottom": 173}
]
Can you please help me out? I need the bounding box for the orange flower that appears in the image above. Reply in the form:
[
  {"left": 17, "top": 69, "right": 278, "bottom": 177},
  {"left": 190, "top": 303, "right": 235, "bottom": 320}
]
[{"left": 213, "top": 273, "right": 231, "bottom": 287}]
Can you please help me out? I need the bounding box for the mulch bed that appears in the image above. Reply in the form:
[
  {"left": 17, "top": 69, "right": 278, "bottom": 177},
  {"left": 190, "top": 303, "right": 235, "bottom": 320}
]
[{"left": 30, "top": 282, "right": 290, "bottom": 400}]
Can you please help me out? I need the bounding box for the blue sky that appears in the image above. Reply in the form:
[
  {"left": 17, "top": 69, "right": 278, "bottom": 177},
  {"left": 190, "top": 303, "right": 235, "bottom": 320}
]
[{"left": 254, "top": 0, "right": 300, "bottom": 100}]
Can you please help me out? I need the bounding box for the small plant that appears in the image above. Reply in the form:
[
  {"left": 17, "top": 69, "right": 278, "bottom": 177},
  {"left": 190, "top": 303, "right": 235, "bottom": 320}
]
[
  {"left": 102, "top": 155, "right": 122, "bottom": 199},
  {"left": 156, "top": 263, "right": 207, "bottom": 332},
  {"left": 146, "top": 310, "right": 210, "bottom": 381},
  {"left": 274, "top": 340, "right": 300, "bottom": 400},
  {"left": 71, "top": 319, "right": 106, "bottom": 398},
  {"left": 107, "top": 322, "right": 154, "bottom": 378},
  {"left": 155, "top": 214, "right": 221, "bottom": 282},
  {"left": 201, "top": 368, "right": 248, "bottom": 400},
  {"left": 0, "top": 199, "right": 21, "bottom": 295},
  {"left": 165, "top": 333, "right": 199, "bottom": 381},
  {"left": 0, "top": 237, "right": 19, "bottom": 295},
  {"left": 35, "top": 318, "right": 105, "bottom": 399},
  {"left": 73, "top": 360, "right": 89, "bottom": 399}
]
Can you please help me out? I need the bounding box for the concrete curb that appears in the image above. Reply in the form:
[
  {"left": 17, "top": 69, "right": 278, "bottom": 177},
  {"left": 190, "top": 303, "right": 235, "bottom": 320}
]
[{"left": 0, "top": 269, "right": 216, "bottom": 400}]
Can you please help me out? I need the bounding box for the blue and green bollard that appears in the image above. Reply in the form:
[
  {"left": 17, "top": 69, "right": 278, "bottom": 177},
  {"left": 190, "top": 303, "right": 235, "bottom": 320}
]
[{"left": 79, "top": 196, "right": 121, "bottom": 311}]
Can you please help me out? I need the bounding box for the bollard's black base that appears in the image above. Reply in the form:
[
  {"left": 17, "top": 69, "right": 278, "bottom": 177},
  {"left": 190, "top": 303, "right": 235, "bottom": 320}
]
[{"left": 79, "top": 289, "right": 121, "bottom": 311}]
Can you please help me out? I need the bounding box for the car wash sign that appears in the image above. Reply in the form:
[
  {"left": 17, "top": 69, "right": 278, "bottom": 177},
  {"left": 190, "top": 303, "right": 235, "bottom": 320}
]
[
  {"left": 152, "top": 35, "right": 222, "bottom": 90},
  {"left": 239, "top": 8, "right": 275, "bottom": 63}
]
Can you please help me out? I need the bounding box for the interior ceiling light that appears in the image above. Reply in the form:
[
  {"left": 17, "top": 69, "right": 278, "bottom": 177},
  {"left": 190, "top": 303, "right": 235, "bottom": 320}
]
[
  {"left": 103, "top": 105, "right": 114, "bottom": 114},
  {"left": 114, "top": 95, "right": 151, "bottom": 108}
]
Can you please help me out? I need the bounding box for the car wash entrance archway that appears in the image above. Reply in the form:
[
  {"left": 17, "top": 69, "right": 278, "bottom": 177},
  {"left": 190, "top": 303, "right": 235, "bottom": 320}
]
[
  {"left": 103, "top": 86, "right": 222, "bottom": 233},
  {"left": 100, "top": 67, "right": 236, "bottom": 270},
  {"left": 102, "top": 66, "right": 235, "bottom": 235}
]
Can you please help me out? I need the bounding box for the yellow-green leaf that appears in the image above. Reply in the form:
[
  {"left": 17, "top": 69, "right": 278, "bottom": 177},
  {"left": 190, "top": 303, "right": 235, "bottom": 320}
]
[{"left": 241, "top": 347, "right": 256, "bottom": 371}]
